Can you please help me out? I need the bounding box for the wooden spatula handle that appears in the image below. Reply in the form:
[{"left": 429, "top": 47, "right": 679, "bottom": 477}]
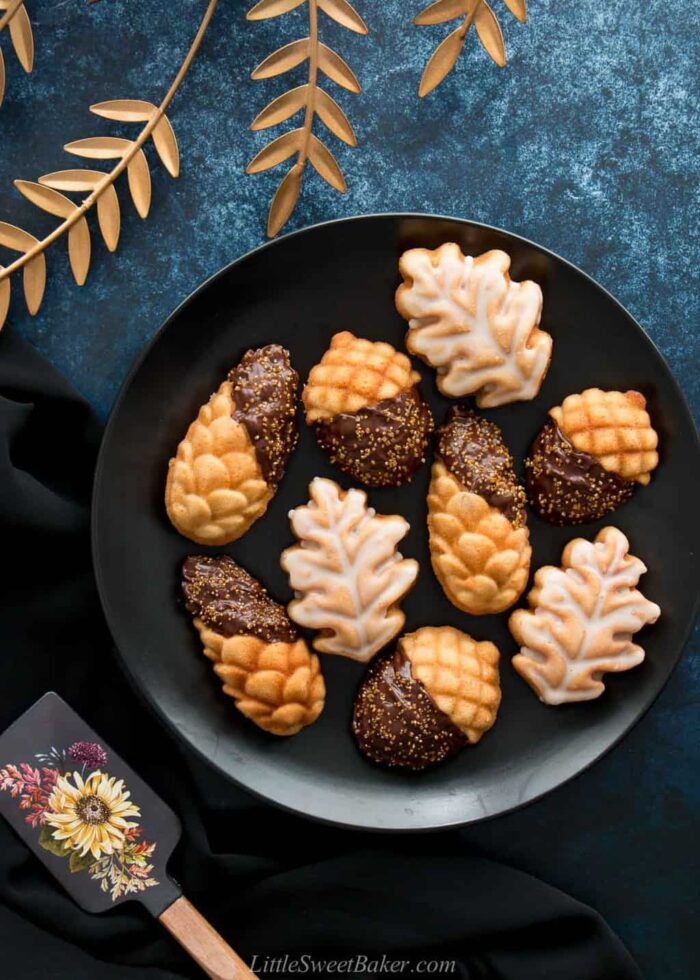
[{"left": 160, "top": 895, "right": 257, "bottom": 980}]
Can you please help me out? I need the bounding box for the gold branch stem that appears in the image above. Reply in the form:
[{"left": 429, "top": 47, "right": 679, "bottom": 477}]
[
  {"left": 0, "top": 0, "right": 218, "bottom": 283},
  {"left": 247, "top": 0, "right": 365, "bottom": 238},
  {"left": 0, "top": 0, "right": 24, "bottom": 34},
  {"left": 298, "top": 0, "right": 318, "bottom": 170}
]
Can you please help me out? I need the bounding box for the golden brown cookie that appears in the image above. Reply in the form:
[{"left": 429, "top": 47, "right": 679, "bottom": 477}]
[
  {"left": 302, "top": 331, "right": 433, "bottom": 487},
  {"left": 182, "top": 555, "right": 325, "bottom": 736},
  {"left": 509, "top": 527, "right": 660, "bottom": 705},
  {"left": 396, "top": 244, "right": 552, "bottom": 407},
  {"left": 352, "top": 626, "right": 501, "bottom": 770},
  {"left": 525, "top": 388, "right": 659, "bottom": 525},
  {"left": 281, "top": 477, "right": 419, "bottom": 662},
  {"left": 427, "top": 408, "right": 531, "bottom": 615},
  {"left": 165, "top": 346, "right": 298, "bottom": 545}
]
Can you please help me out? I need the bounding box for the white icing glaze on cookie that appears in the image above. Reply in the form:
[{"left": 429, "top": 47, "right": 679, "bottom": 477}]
[
  {"left": 509, "top": 527, "right": 660, "bottom": 704},
  {"left": 281, "top": 477, "right": 419, "bottom": 663},
  {"left": 396, "top": 244, "right": 552, "bottom": 407}
]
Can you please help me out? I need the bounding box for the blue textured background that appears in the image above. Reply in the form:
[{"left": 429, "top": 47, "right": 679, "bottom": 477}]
[{"left": 2, "top": 1, "right": 698, "bottom": 976}]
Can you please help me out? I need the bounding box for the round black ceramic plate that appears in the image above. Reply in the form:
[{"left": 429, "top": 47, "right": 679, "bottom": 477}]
[{"left": 93, "top": 214, "right": 700, "bottom": 831}]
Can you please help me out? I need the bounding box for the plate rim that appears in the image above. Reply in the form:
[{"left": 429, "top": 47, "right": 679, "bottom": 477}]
[{"left": 92, "top": 211, "right": 700, "bottom": 832}]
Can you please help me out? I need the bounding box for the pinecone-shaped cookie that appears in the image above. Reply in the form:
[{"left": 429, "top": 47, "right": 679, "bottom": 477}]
[
  {"left": 303, "top": 331, "right": 433, "bottom": 487},
  {"left": 182, "top": 556, "right": 325, "bottom": 736},
  {"left": 428, "top": 409, "right": 531, "bottom": 615},
  {"left": 166, "top": 346, "right": 298, "bottom": 545},
  {"left": 526, "top": 388, "right": 659, "bottom": 525},
  {"left": 395, "top": 244, "right": 553, "bottom": 407},
  {"left": 352, "top": 626, "right": 501, "bottom": 770}
]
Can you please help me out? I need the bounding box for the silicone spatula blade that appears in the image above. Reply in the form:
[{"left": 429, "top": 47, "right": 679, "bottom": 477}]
[{"left": 0, "top": 692, "right": 255, "bottom": 980}]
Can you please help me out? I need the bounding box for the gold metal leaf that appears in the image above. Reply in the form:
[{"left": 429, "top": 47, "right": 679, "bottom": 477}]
[
  {"left": 475, "top": 1, "right": 505, "bottom": 67},
  {"left": 152, "top": 117, "right": 180, "bottom": 177},
  {"left": 15, "top": 180, "right": 75, "bottom": 219},
  {"left": 317, "top": 0, "right": 367, "bottom": 35},
  {"left": 415, "top": 0, "right": 467, "bottom": 26},
  {"left": 0, "top": 271, "right": 9, "bottom": 331},
  {"left": 39, "top": 169, "right": 104, "bottom": 192},
  {"left": 96, "top": 186, "right": 121, "bottom": 252},
  {"left": 65, "top": 136, "right": 133, "bottom": 160},
  {"left": 90, "top": 99, "right": 155, "bottom": 122},
  {"left": 23, "top": 254, "right": 46, "bottom": 315},
  {"left": 0, "top": 220, "right": 37, "bottom": 252},
  {"left": 503, "top": 0, "right": 527, "bottom": 22},
  {"left": 0, "top": 48, "right": 5, "bottom": 108},
  {"left": 246, "top": 128, "right": 303, "bottom": 174},
  {"left": 315, "top": 87, "right": 356, "bottom": 146},
  {"left": 267, "top": 164, "right": 303, "bottom": 237},
  {"left": 252, "top": 38, "right": 310, "bottom": 79},
  {"left": 8, "top": 2, "right": 33, "bottom": 73},
  {"left": 247, "top": 0, "right": 363, "bottom": 238},
  {"left": 68, "top": 218, "right": 91, "bottom": 286},
  {"left": 318, "top": 43, "right": 361, "bottom": 92},
  {"left": 247, "top": 0, "right": 305, "bottom": 20},
  {"left": 307, "top": 134, "right": 346, "bottom": 192},
  {"left": 127, "top": 150, "right": 152, "bottom": 218},
  {"left": 418, "top": 25, "right": 465, "bottom": 97},
  {"left": 0, "top": 222, "right": 46, "bottom": 314},
  {"left": 251, "top": 85, "right": 308, "bottom": 131}
]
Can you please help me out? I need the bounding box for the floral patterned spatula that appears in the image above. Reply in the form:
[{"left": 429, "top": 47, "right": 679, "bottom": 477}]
[{"left": 0, "top": 691, "right": 256, "bottom": 980}]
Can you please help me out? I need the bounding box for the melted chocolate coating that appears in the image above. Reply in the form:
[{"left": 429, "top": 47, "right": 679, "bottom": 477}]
[
  {"left": 525, "top": 418, "right": 635, "bottom": 526},
  {"left": 436, "top": 407, "right": 526, "bottom": 526},
  {"left": 229, "top": 345, "right": 298, "bottom": 486},
  {"left": 352, "top": 644, "right": 467, "bottom": 771},
  {"left": 182, "top": 555, "right": 297, "bottom": 643},
  {"left": 312, "top": 388, "right": 433, "bottom": 488}
]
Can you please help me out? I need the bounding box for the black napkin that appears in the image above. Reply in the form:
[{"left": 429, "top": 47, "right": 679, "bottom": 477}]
[{"left": 0, "top": 327, "right": 641, "bottom": 980}]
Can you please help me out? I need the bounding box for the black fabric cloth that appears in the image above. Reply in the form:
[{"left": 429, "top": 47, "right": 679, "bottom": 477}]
[{"left": 0, "top": 327, "right": 642, "bottom": 980}]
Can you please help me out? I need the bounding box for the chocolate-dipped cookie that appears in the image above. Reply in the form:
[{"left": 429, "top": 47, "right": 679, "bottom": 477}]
[
  {"left": 182, "top": 555, "right": 325, "bottom": 736},
  {"left": 352, "top": 626, "right": 501, "bottom": 771},
  {"left": 525, "top": 388, "right": 659, "bottom": 525},
  {"left": 303, "top": 331, "right": 433, "bottom": 487},
  {"left": 427, "top": 408, "right": 531, "bottom": 615},
  {"left": 166, "top": 345, "right": 298, "bottom": 545}
]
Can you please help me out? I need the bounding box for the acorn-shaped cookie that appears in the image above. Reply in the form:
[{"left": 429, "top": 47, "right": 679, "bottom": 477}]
[
  {"left": 525, "top": 389, "right": 659, "bottom": 525},
  {"left": 352, "top": 626, "right": 501, "bottom": 771},
  {"left": 428, "top": 408, "right": 531, "bottom": 615},
  {"left": 303, "top": 331, "right": 433, "bottom": 487},
  {"left": 182, "top": 555, "right": 325, "bottom": 736},
  {"left": 166, "top": 345, "right": 298, "bottom": 545}
]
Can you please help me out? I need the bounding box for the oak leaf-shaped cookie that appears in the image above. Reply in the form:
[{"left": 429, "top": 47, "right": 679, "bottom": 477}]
[
  {"left": 280, "top": 477, "right": 419, "bottom": 662},
  {"left": 395, "top": 244, "right": 553, "bottom": 407},
  {"left": 509, "top": 527, "right": 660, "bottom": 704}
]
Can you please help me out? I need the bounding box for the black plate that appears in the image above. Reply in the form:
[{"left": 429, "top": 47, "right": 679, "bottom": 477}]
[{"left": 93, "top": 214, "right": 700, "bottom": 831}]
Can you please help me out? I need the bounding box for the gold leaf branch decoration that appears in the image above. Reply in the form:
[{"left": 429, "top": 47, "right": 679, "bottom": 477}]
[
  {"left": 416, "top": 0, "right": 526, "bottom": 97},
  {"left": 0, "top": 0, "right": 34, "bottom": 107},
  {"left": 0, "top": 0, "right": 218, "bottom": 331},
  {"left": 246, "top": 0, "right": 367, "bottom": 238}
]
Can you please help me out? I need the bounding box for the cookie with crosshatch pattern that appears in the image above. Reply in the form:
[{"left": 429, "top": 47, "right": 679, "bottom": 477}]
[
  {"left": 352, "top": 626, "right": 501, "bottom": 770},
  {"left": 302, "top": 331, "right": 433, "bottom": 487},
  {"left": 525, "top": 388, "right": 659, "bottom": 525}
]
